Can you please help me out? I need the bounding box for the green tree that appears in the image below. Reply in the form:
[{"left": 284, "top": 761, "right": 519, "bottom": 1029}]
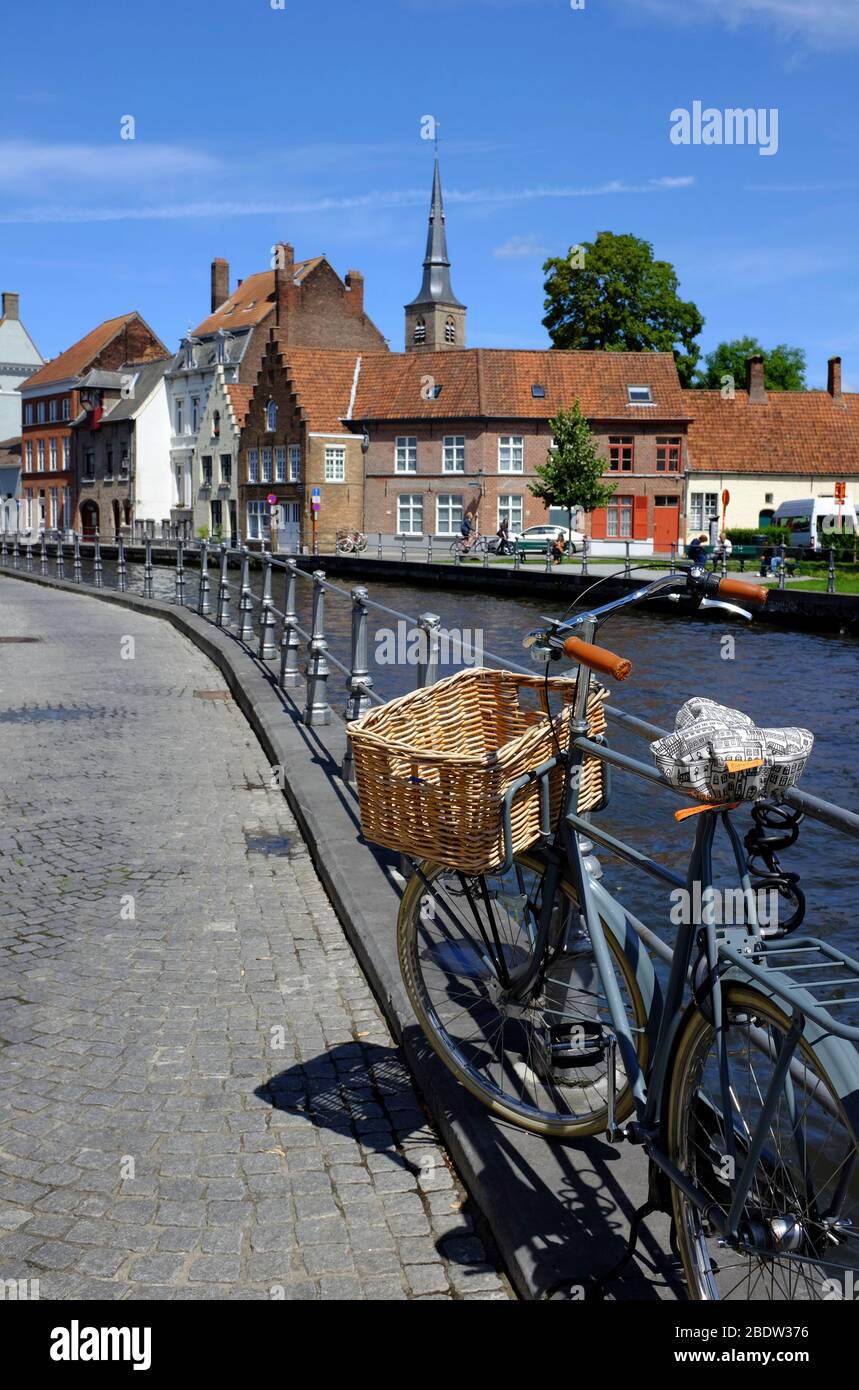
[
  {"left": 693, "top": 337, "right": 807, "bottom": 391},
  {"left": 542, "top": 231, "right": 704, "bottom": 386},
  {"left": 529, "top": 401, "right": 615, "bottom": 539}
]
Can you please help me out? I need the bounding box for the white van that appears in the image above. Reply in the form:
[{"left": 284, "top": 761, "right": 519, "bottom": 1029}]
[{"left": 771, "top": 495, "right": 858, "bottom": 552}]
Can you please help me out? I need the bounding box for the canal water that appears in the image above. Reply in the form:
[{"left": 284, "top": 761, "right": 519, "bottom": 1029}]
[{"left": 72, "top": 557, "right": 859, "bottom": 967}]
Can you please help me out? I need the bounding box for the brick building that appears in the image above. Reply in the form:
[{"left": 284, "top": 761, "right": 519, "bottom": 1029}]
[
  {"left": 346, "top": 348, "right": 691, "bottom": 548},
  {"left": 168, "top": 246, "right": 386, "bottom": 535},
  {"left": 238, "top": 339, "right": 371, "bottom": 549},
  {"left": 19, "top": 313, "right": 166, "bottom": 534}
]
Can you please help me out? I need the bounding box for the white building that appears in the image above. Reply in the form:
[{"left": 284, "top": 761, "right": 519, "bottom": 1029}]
[{"left": 0, "top": 292, "right": 43, "bottom": 441}]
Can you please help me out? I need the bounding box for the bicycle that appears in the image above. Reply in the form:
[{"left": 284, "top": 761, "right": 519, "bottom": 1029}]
[
  {"left": 335, "top": 529, "right": 368, "bottom": 555},
  {"left": 449, "top": 532, "right": 489, "bottom": 560},
  {"left": 361, "top": 566, "right": 859, "bottom": 1301}
]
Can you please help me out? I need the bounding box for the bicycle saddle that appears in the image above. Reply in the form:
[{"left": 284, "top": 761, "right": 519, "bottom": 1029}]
[{"left": 651, "top": 697, "right": 813, "bottom": 803}]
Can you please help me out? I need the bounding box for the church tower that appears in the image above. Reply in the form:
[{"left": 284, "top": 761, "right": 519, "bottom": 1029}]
[{"left": 404, "top": 159, "right": 466, "bottom": 352}]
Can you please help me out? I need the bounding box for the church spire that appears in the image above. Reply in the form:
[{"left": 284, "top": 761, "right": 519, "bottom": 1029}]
[{"left": 405, "top": 157, "right": 466, "bottom": 350}]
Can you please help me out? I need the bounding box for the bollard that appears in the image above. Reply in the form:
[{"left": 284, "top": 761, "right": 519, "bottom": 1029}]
[
  {"left": 669, "top": 542, "right": 676, "bottom": 576},
  {"left": 427, "top": 534, "right": 433, "bottom": 565},
  {"left": 581, "top": 535, "right": 589, "bottom": 577},
  {"left": 401, "top": 534, "right": 407, "bottom": 563},
  {"left": 13, "top": 532, "right": 21, "bottom": 569},
  {"left": 117, "top": 535, "right": 128, "bottom": 591},
  {"left": 93, "top": 530, "right": 103, "bottom": 587},
  {"left": 454, "top": 539, "right": 461, "bottom": 566},
  {"left": 73, "top": 532, "right": 82, "bottom": 582},
  {"left": 513, "top": 541, "right": 521, "bottom": 571},
  {"left": 258, "top": 553, "right": 278, "bottom": 659},
  {"left": 304, "top": 571, "right": 331, "bottom": 726},
  {"left": 828, "top": 546, "right": 836, "bottom": 595},
  {"left": 720, "top": 544, "right": 728, "bottom": 579},
  {"left": 197, "top": 539, "right": 212, "bottom": 616},
  {"left": 544, "top": 540, "right": 552, "bottom": 573},
  {"left": 482, "top": 540, "right": 489, "bottom": 569},
  {"left": 25, "top": 534, "right": 34, "bottom": 571},
  {"left": 40, "top": 531, "right": 48, "bottom": 574},
  {"left": 0, "top": 532, "right": 6, "bottom": 564},
  {"left": 416, "top": 612, "right": 441, "bottom": 689},
  {"left": 174, "top": 538, "right": 186, "bottom": 605},
  {"left": 55, "top": 535, "right": 65, "bottom": 580},
  {"left": 341, "top": 586, "right": 374, "bottom": 781},
  {"left": 778, "top": 543, "right": 786, "bottom": 591},
  {"left": 216, "top": 543, "right": 230, "bottom": 626},
  {"left": 377, "top": 531, "right": 383, "bottom": 561},
  {"left": 237, "top": 547, "right": 255, "bottom": 641},
  {"left": 623, "top": 541, "right": 631, "bottom": 578},
  {"left": 279, "top": 559, "right": 301, "bottom": 689},
  {"left": 143, "top": 535, "right": 154, "bottom": 599}
]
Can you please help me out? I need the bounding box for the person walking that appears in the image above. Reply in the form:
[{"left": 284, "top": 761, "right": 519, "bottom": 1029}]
[{"left": 496, "top": 517, "right": 511, "bottom": 556}]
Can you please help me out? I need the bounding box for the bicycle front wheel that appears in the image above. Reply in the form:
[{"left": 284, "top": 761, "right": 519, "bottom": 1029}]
[
  {"left": 397, "top": 854, "right": 649, "bottom": 1137},
  {"left": 668, "top": 983, "right": 859, "bottom": 1300}
]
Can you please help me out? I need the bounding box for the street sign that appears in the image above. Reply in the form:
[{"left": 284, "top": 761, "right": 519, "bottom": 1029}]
[
  {"left": 311, "top": 486, "right": 321, "bottom": 513},
  {"left": 266, "top": 493, "right": 277, "bottom": 506},
  {"left": 835, "top": 481, "right": 846, "bottom": 503},
  {"left": 722, "top": 489, "right": 730, "bottom": 507}
]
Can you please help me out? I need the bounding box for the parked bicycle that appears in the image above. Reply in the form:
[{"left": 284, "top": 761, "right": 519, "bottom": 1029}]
[
  {"left": 349, "top": 566, "right": 859, "bottom": 1301},
  {"left": 335, "top": 529, "right": 368, "bottom": 555}
]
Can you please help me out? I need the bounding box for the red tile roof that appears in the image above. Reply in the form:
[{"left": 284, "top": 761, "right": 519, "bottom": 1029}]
[
  {"left": 349, "top": 348, "right": 689, "bottom": 421},
  {"left": 21, "top": 314, "right": 144, "bottom": 390},
  {"left": 192, "top": 259, "right": 324, "bottom": 337},
  {"left": 686, "top": 389, "right": 859, "bottom": 476},
  {"left": 226, "top": 384, "right": 254, "bottom": 428},
  {"left": 275, "top": 348, "right": 368, "bottom": 434}
]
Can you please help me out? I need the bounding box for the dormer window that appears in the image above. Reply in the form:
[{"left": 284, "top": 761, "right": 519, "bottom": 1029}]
[
  {"left": 414, "top": 317, "right": 426, "bottom": 345},
  {"left": 445, "top": 317, "right": 456, "bottom": 344},
  {"left": 266, "top": 401, "right": 277, "bottom": 433},
  {"left": 430, "top": 383, "right": 443, "bottom": 399},
  {"left": 531, "top": 384, "right": 546, "bottom": 399},
  {"left": 628, "top": 385, "right": 653, "bottom": 405}
]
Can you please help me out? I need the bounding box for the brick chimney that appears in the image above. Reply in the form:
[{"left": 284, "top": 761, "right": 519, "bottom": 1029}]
[
  {"left": 274, "top": 243, "right": 297, "bottom": 330},
  {"left": 344, "top": 270, "right": 364, "bottom": 316},
  {"left": 827, "top": 355, "right": 842, "bottom": 400},
  {"left": 746, "top": 354, "right": 767, "bottom": 403},
  {"left": 211, "top": 258, "right": 230, "bottom": 313},
  {"left": 2, "top": 292, "right": 20, "bottom": 320}
]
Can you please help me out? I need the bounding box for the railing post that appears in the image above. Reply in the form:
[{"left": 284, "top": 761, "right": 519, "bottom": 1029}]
[
  {"left": 544, "top": 539, "right": 552, "bottom": 573},
  {"left": 279, "top": 559, "right": 302, "bottom": 689},
  {"left": 237, "top": 547, "right": 255, "bottom": 641},
  {"left": 341, "top": 585, "right": 374, "bottom": 781},
  {"left": 669, "top": 541, "right": 676, "bottom": 575},
  {"left": 720, "top": 542, "right": 728, "bottom": 579},
  {"left": 513, "top": 540, "right": 521, "bottom": 570},
  {"left": 117, "top": 534, "right": 128, "bottom": 591},
  {"left": 258, "top": 553, "right": 277, "bottom": 659},
  {"left": 377, "top": 531, "right": 383, "bottom": 561},
  {"left": 25, "top": 534, "right": 34, "bottom": 571},
  {"left": 73, "top": 532, "right": 82, "bottom": 582},
  {"left": 174, "top": 538, "right": 186, "bottom": 604},
  {"left": 40, "top": 530, "right": 48, "bottom": 574},
  {"left": 828, "top": 546, "right": 836, "bottom": 595},
  {"left": 482, "top": 540, "right": 489, "bottom": 568},
  {"left": 624, "top": 540, "right": 631, "bottom": 578},
  {"left": 0, "top": 531, "right": 6, "bottom": 564},
  {"left": 13, "top": 532, "right": 20, "bottom": 569},
  {"left": 93, "top": 529, "right": 103, "bottom": 587},
  {"left": 216, "top": 543, "right": 230, "bottom": 626},
  {"left": 778, "top": 542, "right": 786, "bottom": 591},
  {"left": 427, "top": 533, "right": 433, "bottom": 565},
  {"left": 401, "top": 534, "right": 407, "bottom": 562},
  {"left": 304, "top": 570, "right": 331, "bottom": 726},
  {"left": 581, "top": 534, "right": 589, "bottom": 577},
  {"left": 416, "top": 612, "right": 441, "bottom": 688},
  {"left": 197, "top": 539, "right": 211, "bottom": 616},
  {"left": 143, "top": 535, "right": 154, "bottom": 598},
  {"left": 55, "top": 534, "right": 65, "bottom": 580}
]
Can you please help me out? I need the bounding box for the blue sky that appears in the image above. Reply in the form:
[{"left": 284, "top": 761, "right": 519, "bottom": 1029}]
[{"left": 3, "top": 0, "right": 858, "bottom": 387}]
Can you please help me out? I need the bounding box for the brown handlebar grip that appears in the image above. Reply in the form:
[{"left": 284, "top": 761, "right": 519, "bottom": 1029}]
[
  {"left": 563, "top": 635, "right": 632, "bottom": 681},
  {"left": 716, "top": 576, "right": 769, "bottom": 605}
]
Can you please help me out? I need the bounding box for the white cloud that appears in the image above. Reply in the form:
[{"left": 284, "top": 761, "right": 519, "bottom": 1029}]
[
  {"left": 493, "top": 235, "right": 550, "bottom": 259},
  {"left": 0, "top": 140, "right": 220, "bottom": 190},
  {"left": 620, "top": 0, "right": 859, "bottom": 48}
]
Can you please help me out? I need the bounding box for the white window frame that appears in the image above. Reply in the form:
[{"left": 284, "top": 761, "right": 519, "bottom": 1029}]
[
  {"left": 498, "top": 435, "right": 524, "bottom": 474},
  {"left": 62, "top": 397, "right": 70, "bottom": 421},
  {"left": 175, "top": 399, "right": 184, "bottom": 434},
  {"left": 627, "top": 385, "right": 653, "bottom": 405},
  {"left": 261, "top": 447, "right": 273, "bottom": 483},
  {"left": 436, "top": 493, "right": 464, "bottom": 536},
  {"left": 191, "top": 396, "right": 200, "bottom": 432},
  {"left": 49, "top": 438, "right": 57, "bottom": 470},
  {"left": 36, "top": 401, "right": 45, "bottom": 423},
  {"left": 274, "top": 446, "right": 286, "bottom": 482},
  {"left": 25, "top": 441, "right": 32, "bottom": 471},
  {"left": 690, "top": 491, "right": 719, "bottom": 530},
  {"left": 266, "top": 400, "right": 277, "bottom": 433},
  {"left": 49, "top": 487, "right": 58, "bottom": 527},
  {"left": 63, "top": 437, "right": 70, "bottom": 468},
  {"left": 397, "top": 494, "right": 423, "bottom": 536},
  {"left": 498, "top": 494, "right": 523, "bottom": 532},
  {"left": 395, "top": 436, "right": 417, "bottom": 474},
  {"left": 325, "top": 446, "right": 346, "bottom": 483},
  {"left": 49, "top": 399, "right": 57, "bottom": 422},
  {"left": 24, "top": 403, "right": 33, "bottom": 425},
  {"left": 442, "top": 436, "right": 465, "bottom": 473},
  {"left": 246, "top": 499, "right": 271, "bottom": 541},
  {"left": 247, "top": 448, "right": 259, "bottom": 483},
  {"left": 288, "top": 444, "right": 301, "bottom": 482},
  {"left": 37, "top": 439, "right": 45, "bottom": 469}
]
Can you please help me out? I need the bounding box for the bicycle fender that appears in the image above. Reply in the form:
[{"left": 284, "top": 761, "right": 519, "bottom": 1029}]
[{"left": 588, "top": 877, "right": 663, "bottom": 1048}]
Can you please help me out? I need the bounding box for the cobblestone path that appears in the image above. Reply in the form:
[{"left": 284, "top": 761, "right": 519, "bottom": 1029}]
[{"left": 0, "top": 578, "right": 510, "bottom": 1300}]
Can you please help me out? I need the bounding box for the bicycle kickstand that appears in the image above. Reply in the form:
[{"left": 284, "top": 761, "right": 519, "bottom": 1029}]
[{"left": 544, "top": 1198, "right": 663, "bottom": 1301}]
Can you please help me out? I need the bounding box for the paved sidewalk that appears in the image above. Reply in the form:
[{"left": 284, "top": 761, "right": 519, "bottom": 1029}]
[{"left": 0, "top": 578, "right": 509, "bottom": 1300}]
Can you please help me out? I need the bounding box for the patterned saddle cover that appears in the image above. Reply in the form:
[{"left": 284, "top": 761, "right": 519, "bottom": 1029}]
[{"left": 651, "top": 697, "right": 813, "bottom": 803}]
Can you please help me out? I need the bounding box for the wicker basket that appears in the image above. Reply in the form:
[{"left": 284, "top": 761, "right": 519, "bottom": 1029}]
[{"left": 348, "top": 667, "right": 607, "bottom": 874}]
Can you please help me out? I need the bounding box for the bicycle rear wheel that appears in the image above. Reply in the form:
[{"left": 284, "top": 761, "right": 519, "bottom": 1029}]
[
  {"left": 668, "top": 983, "right": 859, "bottom": 1300},
  {"left": 397, "top": 853, "right": 649, "bottom": 1137}
]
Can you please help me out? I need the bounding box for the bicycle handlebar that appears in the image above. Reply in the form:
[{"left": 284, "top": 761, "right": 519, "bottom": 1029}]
[
  {"left": 563, "top": 635, "right": 632, "bottom": 681},
  {"left": 715, "top": 575, "right": 769, "bottom": 606}
]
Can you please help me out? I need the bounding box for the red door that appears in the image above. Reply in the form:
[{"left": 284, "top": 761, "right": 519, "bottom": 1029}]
[
  {"left": 653, "top": 499, "right": 680, "bottom": 551},
  {"left": 80, "top": 501, "right": 100, "bottom": 541}
]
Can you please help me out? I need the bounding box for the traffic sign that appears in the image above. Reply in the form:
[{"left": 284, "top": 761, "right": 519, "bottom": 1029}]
[
  {"left": 835, "top": 481, "right": 846, "bottom": 503},
  {"left": 721, "top": 489, "right": 730, "bottom": 507},
  {"left": 266, "top": 493, "right": 277, "bottom": 505},
  {"left": 311, "top": 486, "right": 321, "bottom": 513}
]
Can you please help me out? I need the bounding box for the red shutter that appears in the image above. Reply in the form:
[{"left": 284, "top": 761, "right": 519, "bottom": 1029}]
[
  {"left": 633, "top": 496, "right": 648, "bottom": 540},
  {"left": 590, "top": 508, "right": 607, "bottom": 540}
]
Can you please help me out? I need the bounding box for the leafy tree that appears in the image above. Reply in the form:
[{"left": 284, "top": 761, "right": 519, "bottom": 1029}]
[
  {"left": 693, "top": 337, "right": 807, "bottom": 391},
  {"left": 542, "top": 231, "right": 704, "bottom": 386},
  {"left": 529, "top": 401, "right": 615, "bottom": 538}
]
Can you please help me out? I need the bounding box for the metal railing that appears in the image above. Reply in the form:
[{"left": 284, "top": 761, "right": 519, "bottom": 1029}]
[{"left": 1, "top": 527, "right": 857, "bottom": 845}]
